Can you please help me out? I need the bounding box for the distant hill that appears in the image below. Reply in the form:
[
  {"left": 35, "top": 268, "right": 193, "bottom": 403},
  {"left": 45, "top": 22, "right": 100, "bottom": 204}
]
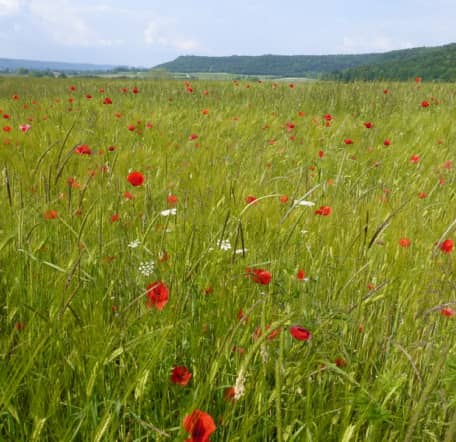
[
  {"left": 325, "top": 43, "right": 456, "bottom": 81},
  {"left": 153, "top": 43, "right": 456, "bottom": 81},
  {"left": 0, "top": 57, "right": 116, "bottom": 73}
]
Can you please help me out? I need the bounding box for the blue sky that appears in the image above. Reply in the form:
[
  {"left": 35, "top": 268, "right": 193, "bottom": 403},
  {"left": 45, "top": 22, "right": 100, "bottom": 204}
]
[{"left": 1, "top": 0, "right": 456, "bottom": 67}]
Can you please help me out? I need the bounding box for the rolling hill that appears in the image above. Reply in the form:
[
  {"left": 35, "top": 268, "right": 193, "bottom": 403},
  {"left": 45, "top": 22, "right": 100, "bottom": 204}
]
[
  {"left": 0, "top": 57, "right": 116, "bottom": 73},
  {"left": 153, "top": 43, "right": 456, "bottom": 81}
]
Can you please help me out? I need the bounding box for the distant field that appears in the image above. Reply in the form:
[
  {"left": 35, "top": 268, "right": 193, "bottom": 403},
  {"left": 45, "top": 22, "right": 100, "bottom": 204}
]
[{"left": 0, "top": 77, "right": 454, "bottom": 441}]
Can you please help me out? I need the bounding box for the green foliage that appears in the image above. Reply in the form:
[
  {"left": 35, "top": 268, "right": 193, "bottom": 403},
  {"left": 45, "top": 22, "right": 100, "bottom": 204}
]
[
  {"left": 326, "top": 43, "right": 456, "bottom": 82},
  {"left": 0, "top": 77, "right": 454, "bottom": 441},
  {"left": 154, "top": 43, "right": 456, "bottom": 81}
]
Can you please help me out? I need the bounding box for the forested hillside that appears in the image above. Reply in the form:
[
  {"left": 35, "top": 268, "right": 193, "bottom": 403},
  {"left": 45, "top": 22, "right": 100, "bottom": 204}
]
[{"left": 153, "top": 43, "right": 456, "bottom": 81}]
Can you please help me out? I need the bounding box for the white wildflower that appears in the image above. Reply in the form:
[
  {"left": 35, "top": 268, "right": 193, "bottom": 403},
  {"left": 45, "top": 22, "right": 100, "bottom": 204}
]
[
  {"left": 218, "top": 239, "right": 232, "bottom": 251},
  {"left": 160, "top": 208, "right": 177, "bottom": 216},
  {"left": 128, "top": 239, "right": 141, "bottom": 248},
  {"left": 138, "top": 261, "right": 155, "bottom": 276},
  {"left": 234, "top": 371, "right": 246, "bottom": 400},
  {"left": 235, "top": 248, "right": 248, "bottom": 254},
  {"left": 293, "top": 199, "right": 315, "bottom": 207}
]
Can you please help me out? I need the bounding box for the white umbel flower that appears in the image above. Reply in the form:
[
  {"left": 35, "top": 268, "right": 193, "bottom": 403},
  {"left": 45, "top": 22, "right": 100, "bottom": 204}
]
[{"left": 138, "top": 261, "right": 155, "bottom": 276}]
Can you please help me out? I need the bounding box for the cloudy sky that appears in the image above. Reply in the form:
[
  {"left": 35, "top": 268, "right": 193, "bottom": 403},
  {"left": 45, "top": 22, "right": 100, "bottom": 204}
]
[{"left": 1, "top": 0, "right": 456, "bottom": 67}]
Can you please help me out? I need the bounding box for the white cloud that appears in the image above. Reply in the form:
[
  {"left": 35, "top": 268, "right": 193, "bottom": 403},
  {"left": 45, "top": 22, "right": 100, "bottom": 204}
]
[
  {"left": 144, "top": 18, "right": 199, "bottom": 52},
  {"left": 28, "top": 0, "right": 122, "bottom": 48},
  {"left": 0, "top": 0, "right": 22, "bottom": 16}
]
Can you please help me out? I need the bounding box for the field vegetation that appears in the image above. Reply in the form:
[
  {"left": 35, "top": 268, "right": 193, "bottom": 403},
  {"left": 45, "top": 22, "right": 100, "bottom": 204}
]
[{"left": 0, "top": 77, "right": 454, "bottom": 441}]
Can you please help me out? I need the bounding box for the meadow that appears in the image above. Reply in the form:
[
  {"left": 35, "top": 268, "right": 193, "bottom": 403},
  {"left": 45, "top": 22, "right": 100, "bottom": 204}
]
[{"left": 0, "top": 76, "right": 454, "bottom": 441}]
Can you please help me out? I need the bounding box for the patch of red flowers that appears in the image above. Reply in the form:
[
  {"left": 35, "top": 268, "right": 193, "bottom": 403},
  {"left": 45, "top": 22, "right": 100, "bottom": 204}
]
[
  {"left": 127, "top": 171, "right": 145, "bottom": 187},
  {"left": 146, "top": 281, "right": 169, "bottom": 310},
  {"left": 441, "top": 307, "right": 455, "bottom": 317},
  {"left": 43, "top": 210, "right": 58, "bottom": 220},
  {"left": 439, "top": 239, "right": 454, "bottom": 254},
  {"left": 315, "top": 206, "right": 332, "bottom": 216},
  {"left": 167, "top": 194, "right": 178, "bottom": 205},
  {"left": 74, "top": 144, "right": 92, "bottom": 155},
  {"left": 399, "top": 238, "right": 411, "bottom": 248},
  {"left": 289, "top": 325, "right": 312, "bottom": 341},
  {"left": 246, "top": 268, "right": 272, "bottom": 285},
  {"left": 170, "top": 366, "right": 192, "bottom": 386},
  {"left": 183, "top": 409, "right": 216, "bottom": 442}
]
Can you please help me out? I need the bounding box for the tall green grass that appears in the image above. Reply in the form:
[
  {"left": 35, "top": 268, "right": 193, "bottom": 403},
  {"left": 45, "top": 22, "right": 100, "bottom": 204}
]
[{"left": 0, "top": 77, "right": 454, "bottom": 441}]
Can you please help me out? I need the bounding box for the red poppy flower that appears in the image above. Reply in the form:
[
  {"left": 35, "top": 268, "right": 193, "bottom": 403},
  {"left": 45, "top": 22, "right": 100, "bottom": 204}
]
[
  {"left": 111, "top": 214, "right": 120, "bottom": 223},
  {"left": 318, "top": 150, "right": 325, "bottom": 158},
  {"left": 74, "top": 144, "right": 92, "bottom": 155},
  {"left": 224, "top": 387, "right": 236, "bottom": 401},
  {"left": 286, "top": 122, "right": 295, "bottom": 131},
  {"left": 127, "top": 124, "right": 136, "bottom": 131},
  {"left": 410, "top": 155, "right": 420, "bottom": 163},
  {"left": 383, "top": 139, "right": 391, "bottom": 146},
  {"left": 441, "top": 307, "right": 455, "bottom": 317},
  {"left": 279, "top": 195, "right": 289, "bottom": 203},
  {"left": 183, "top": 409, "right": 216, "bottom": 442},
  {"left": 86, "top": 94, "right": 92, "bottom": 99},
  {"left": 383, "top": 89, "right": 389, "bottom": 94},
  {"left": 246, "top": 268, "right": 272, "bottom": 285},
  {"left": 439, "top": 239, "right": 454, "bottom": 254},
  {"left": 399, "top": 238, "right": 411, "bottom": 248},
  {"left": 43, "top": 210, "right": 58, "bottom": 220},
  {"left": 323, "top": 113, "right": 333, "bottom": 121},
  {"left": 146, "top": 281, "right": 169, "bottom": 310},
  {"left": 3, "top": 114, "right": 10, "bottom": 119},
  {"left": 189, "top": 133, "right": 198, "bottom": 140},
  {"left": 296, "top": 269, "right": 306, "bottom": 280},
  {"left": 171, "top": 366, "right": 192, "bottom": 386},
  {"left": 289, "top": 325, "right": 312, "bottom": 341},
  {"left": 344, "top": 139, "right": 354, "bottom": 145},
  {"left": 124, "top": 191, "right": 134, "bottom": 200},
  {"left": 167, "top": 194, "right": 178, "bottom": 205},
  {"left": 363, "top": 122, "right": 373, "bottom": 129},
  {"left": 127, "top": 171, "right": 145, "bottom": 187},
  {"left": 418, "top": 192, "right": 427, "bottom": 199},
  {"left": 266, "top": 325, "right": 281, "bottom": 340},
  {"left": 335, "top": 357, "right": 347, "bottom": 367},
  {"left": 421, "top": 100, "right": 430, "bottom": 108},
  {"left": 415, "top": 77, "right": 422, "bottom": 83},
  {"left": 132, "top": 87, "right": 140, "bottom": 94},
  {"left": 12, "top": 94, "right": 19, "bottom": 100},
  {"left": 315, "top": 206, "right": 332, "bottom": 216},
  {"left": 103, "top": 97, "right": 113, "bottom": 105},
  {"left": 69, "top": 85, "right": 76, "bottom": 91},
  {"left": 2, "top": 126, "right": 11, "bottom": 132},
  {"left": 245, "top": 195, "right": 257, "bottom": 204}
]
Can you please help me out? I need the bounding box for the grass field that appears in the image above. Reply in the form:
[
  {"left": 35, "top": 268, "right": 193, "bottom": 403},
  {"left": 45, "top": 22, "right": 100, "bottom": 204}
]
[{"left": 0, "top": 77, "right": 454, "bottom": 441}]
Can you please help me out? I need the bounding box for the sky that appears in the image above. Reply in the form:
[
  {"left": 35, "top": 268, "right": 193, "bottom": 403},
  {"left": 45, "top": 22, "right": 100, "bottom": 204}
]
[{"left": 1, "top": 0, "right": 456, "bottom": 67}]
